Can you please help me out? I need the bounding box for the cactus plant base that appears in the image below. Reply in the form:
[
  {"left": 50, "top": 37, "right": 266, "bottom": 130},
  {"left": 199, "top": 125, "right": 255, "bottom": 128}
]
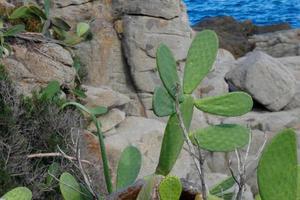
[{"left": 107, "top": 178, "right": 202, "bottom": 200}]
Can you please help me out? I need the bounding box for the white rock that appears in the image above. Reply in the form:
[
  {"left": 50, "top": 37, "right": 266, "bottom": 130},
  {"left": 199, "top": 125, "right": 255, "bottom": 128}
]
[{"left": 225, "top": 51, "right": 296, "bottom": 111}]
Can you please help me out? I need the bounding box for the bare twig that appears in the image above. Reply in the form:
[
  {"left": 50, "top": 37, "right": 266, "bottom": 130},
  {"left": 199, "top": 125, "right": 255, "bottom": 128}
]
[
  {"left": 231, "top": 131, "right": 268, "bottom": 200},
  {"left": 174, "top": 84, "right": 208, "bottom": 200},
  {"left": 74, "top": 131, "right": 97, "bottom": 197},
  {"left": 48, "top": 172, "right": 90, "bottom": 197},
  {"left": 27, "top": 152, "right": 93, "bottom": 165}
]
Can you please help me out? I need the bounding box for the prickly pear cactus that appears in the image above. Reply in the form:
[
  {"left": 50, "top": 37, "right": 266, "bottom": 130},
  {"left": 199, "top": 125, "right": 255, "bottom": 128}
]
[
  {"left": 183, "top": 30, "right": 219, "bottom": 94},
  {"left": 153, "top": 86, "right": 175, "bottom": 117},
  {"left": 258, "top": 129, "right": 297, "bottom": 200},
  {"left": 1, "top": 187, "right": 32, "bottom": 200},
  {"left": 158, "top": 176, "right": 182, "bottom": 200},
  {"left": 155, "top": 95, "right": 194, "bottom": 176},
  {"left": 156, "top": 44, "right": 182, "bottom": 100},
  {"left": 210, "top": 176, "right": 235, "bottom": 196},
  {"left": 59, "top": 172, "right": 81, "bottom": 200},
  {"left": 116, "top": 145, "right": 142, "bottom": 190},
  {"left": 191, "top": 124, "right": 250, "bottom": 152},
  {"left": 194, "top": 92, "right": 253, "bottom": 117}
]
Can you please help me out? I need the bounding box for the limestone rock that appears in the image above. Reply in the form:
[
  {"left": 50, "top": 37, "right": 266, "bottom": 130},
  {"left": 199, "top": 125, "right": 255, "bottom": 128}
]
[
  {"left": 249, "top": 29, "right": 300, "bottom": 57},
  {"left": 82, "top": 85, "right": 130, "bottom": 108},
  {"left": 122, "top": 14, "right": 192, "bottom": 93},
  {"left": 225, "top": 51, "right": 296, "bottom": 111},
  {"left": 112, "top": 0, "right": 182, "bottom": 19},
  {"left": 1, "top": 43, "right": 76, "bottom": 95},
  {"left": 88, "top": 109, "right": 126, "bottom": 133}
]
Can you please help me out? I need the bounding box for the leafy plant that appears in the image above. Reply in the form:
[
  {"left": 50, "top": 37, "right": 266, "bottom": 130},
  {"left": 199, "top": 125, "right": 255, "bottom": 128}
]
[
  {"left": 116, "top": 146, "right": 142, "bottom": 190},
  {"left": 59, "top": 172, "right": 82, "bottom": 200},
  {"left": 158, "top": 175, "right": 182, "bottom": 200},
  {"left": 0, "top": 24, "right": 25, "bottom": 58},
  {"left": 9, "top": 1, "right": 90, "bottom": 45},
  {"left": 257, "top": 129, "right": 298, "bottom": 200},
  {"left": 152, "top": 29, "right": 253, "bottom": 200},
  {"left": 60, "top": 102, "right": 142, "bottom": 197},
  {"left": 1, "top": 187, "right": 32, "bottom": 200}
]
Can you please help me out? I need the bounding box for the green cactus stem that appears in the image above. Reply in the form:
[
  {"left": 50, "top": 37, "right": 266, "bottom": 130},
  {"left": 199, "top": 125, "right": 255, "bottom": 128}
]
[
  {"left": 159, "top": 176, "right": 182, "bottom": 200},
  {"left": 183, "top": 30, "right": 219, "bottom": 94}
]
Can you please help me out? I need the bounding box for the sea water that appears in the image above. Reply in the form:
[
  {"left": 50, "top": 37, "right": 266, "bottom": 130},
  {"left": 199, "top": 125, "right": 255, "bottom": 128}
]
[{"left": 183, "top": 0, "right": 300, "bottom": 27}]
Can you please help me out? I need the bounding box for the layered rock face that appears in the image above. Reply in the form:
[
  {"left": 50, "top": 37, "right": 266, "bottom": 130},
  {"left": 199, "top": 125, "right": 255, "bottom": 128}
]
[{"left": 2, "top": 0, "right": 300, "bottom": 198}]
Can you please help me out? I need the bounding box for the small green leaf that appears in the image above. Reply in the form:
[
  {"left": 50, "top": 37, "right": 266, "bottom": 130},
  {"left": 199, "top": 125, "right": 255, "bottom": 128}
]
[
  {"left": 28, "top": 5, "right": 46, "bottom": 19},
  {"left": 3, "top": 24, "right": 25, "bottom": 37},
  {"left": 59, "top": 172, "right": 81, "bottom": 200},
  {"left": 64, "top": 34, "right": 83, "bottom": 46},
  {"left": 40, "top": 80, "right": 60, "bottom": 100},
  {"left": 44, "top": 0, "right": 51, "bottom": 18},
  {"left": 152, "top": 86, "right": 175, "bottom": 117},
  {"left": 156, "top": 44, "right": 182, "bottom": 100},
  {"left": 76, "top": 22, "right": 90, "bottom": 37},
  {"left": 52, "top": 17, "right": 71, "bottom": 31},
  {"left": 183, "top": 30, "right": 219, "bottom": 94},
  {"left": 155, "top": 95, "right": 194, "bottom": 176},
  {"left": 194, "top": 92, "right": 253, "bottom": 117},
  {"left": 192, "top": 124, "right": 250, "bottom": 152},
  {"left": 52, "top": 26, "right": 67, "bottom": 40},
  {"left": 89, "top": 106, "right": 108, "bottom": 116},
  {"left": 1, "top": 187, "right": 32, "bottom": 200},
  {"left": 258, "top": 129, "right": 297, "bottom": 200},
  {"left": 72, "top": 88, "right": 87, "bottom": 98},
  {"left": 9, "top": 6, "right": 31, "bottom": 19},
  {"left": 210, "top": 176, "right": 235, "bottom": 196},
  {"left": 159, "top": 176, "right": 182, "bottom": 200},
  {"left": 116, "top": 146, "right": 142, "bottom": 190},
  {"left": 46, "top": 162, "right": 60, "bottom": 186}
]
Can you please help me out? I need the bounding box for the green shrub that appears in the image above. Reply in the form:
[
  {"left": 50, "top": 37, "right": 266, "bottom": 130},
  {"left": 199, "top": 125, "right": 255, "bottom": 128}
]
[{"left": 0, "top": 66, "right": 84, "bottom": 198}]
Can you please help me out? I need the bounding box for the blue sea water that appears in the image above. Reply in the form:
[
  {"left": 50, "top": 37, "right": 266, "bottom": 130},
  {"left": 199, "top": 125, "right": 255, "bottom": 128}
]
[{"left": 183, "top": 0, "right": 300, "bottom": 28}]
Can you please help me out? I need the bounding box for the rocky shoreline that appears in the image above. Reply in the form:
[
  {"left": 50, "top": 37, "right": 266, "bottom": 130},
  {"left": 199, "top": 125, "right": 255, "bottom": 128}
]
[{"left": 1, "top": 0, "right": 300, "bottom": 199}]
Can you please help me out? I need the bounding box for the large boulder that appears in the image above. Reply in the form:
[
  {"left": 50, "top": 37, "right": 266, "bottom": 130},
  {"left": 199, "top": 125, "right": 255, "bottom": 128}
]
[
  {"left": 225, "top": 51, "right": 296, "bottom": 111},
  {"left": 250, "top": 29, "right": 300, "bottom": 57}
]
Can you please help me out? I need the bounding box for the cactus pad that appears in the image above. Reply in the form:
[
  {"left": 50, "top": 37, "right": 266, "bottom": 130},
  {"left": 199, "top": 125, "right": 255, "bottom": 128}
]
[
  {"left": 159, "top": 176, "right": 182, "bottom": 200},
  {"left": 156, "top": 44, "right": 182, "bottom": 100},
  {"left": 153, "top": 86, "right": 175, "bottom": 117},
  {"left": 116, "top": 145, "right": 142, "bottom": 190},
  {"left": 192, "top": 124, "right": 250, "bottom": 152},
  {"left": 1, "top": 187, "right": 32, "bottom": 200},
  {"left": 183, "top": 30, "right": 219, "bottom": 94},
  {"left": 210, "top": 176, "right": 235, "bottom": 196},
  {"left": 258, "top": 129, "right": 297, "bottom": 200},
  {"left": 194, "top": 92, "right": 253, "bottom": 117},
  {"left": 155, "top": 95, "right": 194, "bottom": 176},
  {"left": 59, "top": 172, "right": 81, "bottom": 200}
]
